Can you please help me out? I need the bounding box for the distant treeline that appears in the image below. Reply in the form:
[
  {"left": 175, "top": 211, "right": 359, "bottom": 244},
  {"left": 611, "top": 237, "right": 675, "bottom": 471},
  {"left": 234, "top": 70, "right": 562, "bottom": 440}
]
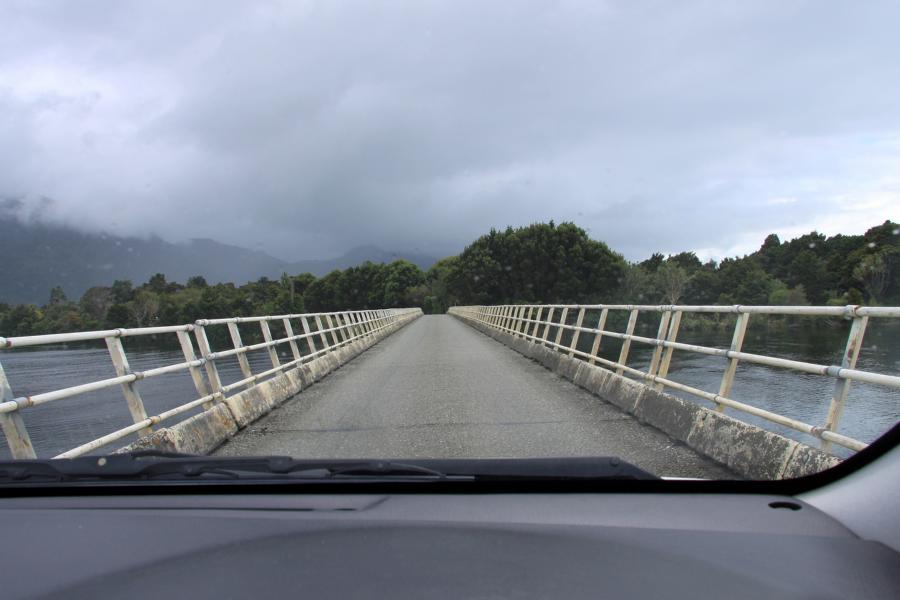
[{"left": 1, "top": 220, "right": 897, "bottom": 339}]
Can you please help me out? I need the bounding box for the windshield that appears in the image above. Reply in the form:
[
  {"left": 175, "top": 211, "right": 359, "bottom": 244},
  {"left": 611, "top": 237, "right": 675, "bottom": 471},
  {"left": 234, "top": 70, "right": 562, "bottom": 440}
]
[{"left": 0, "top": 1, "right": 897, "bottom": 484}]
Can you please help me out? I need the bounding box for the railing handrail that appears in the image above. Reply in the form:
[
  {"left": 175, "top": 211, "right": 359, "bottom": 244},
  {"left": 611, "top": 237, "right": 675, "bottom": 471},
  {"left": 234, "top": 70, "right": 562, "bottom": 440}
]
[
  {"left": 0, "top": 308, "right": 422, "bottom": 459},
  {"left": 0, "top": 310, "right": 394, "bottom": 349},
  {"left": 469, "top": 303, "right": 900, "bottom": 318},
  {"left": 449, "top": 303, "right": 900, "bottom": 454}
]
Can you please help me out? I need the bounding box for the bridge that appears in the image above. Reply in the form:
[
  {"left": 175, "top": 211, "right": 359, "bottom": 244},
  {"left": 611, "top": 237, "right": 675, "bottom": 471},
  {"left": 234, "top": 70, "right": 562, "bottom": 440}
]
[{"left": 2, "top": 304, "right": 899, "bottom": 479}]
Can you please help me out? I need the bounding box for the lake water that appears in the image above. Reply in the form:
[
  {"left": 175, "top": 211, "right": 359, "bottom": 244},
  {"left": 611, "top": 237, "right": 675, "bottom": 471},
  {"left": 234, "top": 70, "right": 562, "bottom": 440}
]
[{"left": 1, "top": 317, "right": 898, "bottom": 459}]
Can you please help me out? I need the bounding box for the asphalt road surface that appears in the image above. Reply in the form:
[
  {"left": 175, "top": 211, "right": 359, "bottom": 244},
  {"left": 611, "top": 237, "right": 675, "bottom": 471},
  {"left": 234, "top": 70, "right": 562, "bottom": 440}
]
[{"left": 215, "top": 315, "right": 733, "bottom": 478}]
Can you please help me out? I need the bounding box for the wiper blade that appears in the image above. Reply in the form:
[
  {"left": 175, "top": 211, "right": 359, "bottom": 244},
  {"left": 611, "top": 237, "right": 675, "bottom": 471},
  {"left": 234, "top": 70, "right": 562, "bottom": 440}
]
[
  {"left": 0, "top": 455, "right": 465, "bottom": 483},
  {"left": 0, "top": 455, "right": 658, "bottom": 484}
]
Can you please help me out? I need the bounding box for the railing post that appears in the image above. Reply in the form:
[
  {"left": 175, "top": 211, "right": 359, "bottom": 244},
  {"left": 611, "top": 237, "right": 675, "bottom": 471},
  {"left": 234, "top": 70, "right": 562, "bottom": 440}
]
[
  {"left": 553, "top": 307, "right": 570, "bottom": 350},
  {"left": 352, "top": 312, "right": 368, "bottom": 338},
  {"left": 370, "top": 310, "right": 381, "bottom": 333},
  {"left": 520, "top": 306, "right": 533, "bottom": 337},
  {"left": 314, "top": 316, "right": 331, "bottom": 350},
  {"left": 511, "top": 306, "right": 522, "bottom": 334},
  {"left": 323, "top": 314, "right": 341, "bottom": 347},
  {"left": 105, "top": 336, "right": 152, "bottom": 436},
  {"left": 0, "top": 361, "right": 37, "bottom": 459},
  {"left": 341, "top": 312, "right": 354, "bottom": 339},
  {"left": 227, "top": 321, "right": 255, "bottom": 386},
  {"left": 282, "top": 318, "right": 303, "bottom": 362},
  {"left": 503, "top": 305, "right": 516, "bottom": 333},
  {"left": 363, "top": 310, "right": 375, "bottom": 334},
  {"left": 341, "top": 313, "right": 354, "bottom": 340},
  {"left": 333, "top": 313, "right": 347, "bottom": 343},
  {"left": 300, "top": 316, "right": 318, "bottom": 354},
  {"left": 541, "top": 307, "right": 556, "bottom": 346},
  {"left": 176, "top": 329, "right": 213, "bottom": 409},
  {"left": 822, "top": 313, "right": 869, "bottom": 452},
  {"left": 530, "top": 306, "right": 544, "bottom": 338},
  {"left": 654, "top": 310, "right": 682, "bottom": 391},
  {"left": 194, "top": 323, "right": 223, "bottom": 394},
  {"left": 259, "top": 320, "right": 281, "bottom": 369},
  {"left": 344, "top": 312, "right": 360, "bottom": 341},
  {"left": 589, "top": 308, "right": 609, "bottom": 365},
  {"left": 716, "top": 311, "right": 750, "bottom": 412},
  {"left": 646, "top": 310, "right": 673, "bottom": 380},
  {"left": 568, "top": 308, "right": 586, "bottom": 356},
  {"left": 616, "top": 309, "right": 639, "bottom": 375}
]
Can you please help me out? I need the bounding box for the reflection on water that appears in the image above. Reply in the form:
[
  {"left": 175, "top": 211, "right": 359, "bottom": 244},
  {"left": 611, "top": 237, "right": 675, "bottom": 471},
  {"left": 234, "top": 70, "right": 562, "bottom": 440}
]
[{"left": 1, "top": 320, "right": 898, "bottom": 459}]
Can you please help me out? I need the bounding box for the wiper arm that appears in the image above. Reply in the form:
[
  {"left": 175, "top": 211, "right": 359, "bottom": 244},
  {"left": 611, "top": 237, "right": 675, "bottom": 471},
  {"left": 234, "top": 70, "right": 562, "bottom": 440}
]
[{"left": 322, "top": 461, "right": 449, "bottom": 479}]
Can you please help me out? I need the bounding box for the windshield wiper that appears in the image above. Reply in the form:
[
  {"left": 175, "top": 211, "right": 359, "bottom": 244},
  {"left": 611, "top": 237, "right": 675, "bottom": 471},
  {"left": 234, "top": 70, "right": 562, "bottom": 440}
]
[
  {"left": 0, "top": 455, "right": 658, "bottom": 484},
  {"left": 0, "top": 454, "right": 465, "bottom": 483}
]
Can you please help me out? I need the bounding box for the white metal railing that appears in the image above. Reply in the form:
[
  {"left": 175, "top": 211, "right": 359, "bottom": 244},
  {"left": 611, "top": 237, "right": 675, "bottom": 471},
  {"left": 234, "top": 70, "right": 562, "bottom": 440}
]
[
  {"left": 449, "top": 304, "right": 900, "bottom": 453},
  {"left": 0, "top": 308, "right": 421, "bottom": 459}
]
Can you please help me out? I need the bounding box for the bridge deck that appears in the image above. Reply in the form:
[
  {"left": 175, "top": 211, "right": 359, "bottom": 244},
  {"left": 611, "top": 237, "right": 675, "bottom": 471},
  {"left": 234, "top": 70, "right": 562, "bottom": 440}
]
[{"left": 215, "top": 315, "right": 733, "bottom": 478}]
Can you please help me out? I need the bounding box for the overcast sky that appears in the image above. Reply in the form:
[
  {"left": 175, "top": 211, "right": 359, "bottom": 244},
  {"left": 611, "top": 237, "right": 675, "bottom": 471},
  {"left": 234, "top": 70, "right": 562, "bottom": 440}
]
[{"left": 1, "top": 1, "right": 898, "bottom": 263}]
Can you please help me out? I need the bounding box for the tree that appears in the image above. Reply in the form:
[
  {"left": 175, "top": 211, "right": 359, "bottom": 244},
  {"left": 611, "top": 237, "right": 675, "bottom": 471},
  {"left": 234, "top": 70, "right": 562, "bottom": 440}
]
[
  {"left": 383, "top": 260, "right": 425, "bottom": 307},
  {"left": 303, "top": 271, "right": 342, "bottom": 311},
  {"left": 146, "top": 273, "right": 168, "bottom": 294},
  {"left": 640, "top": 253, "right": 665, "bottom": 273},
  {"left": 853, "top": 250, "right": 895, "bottom": 305},
  {"left": 186, "top": 276, "right": 208, "bottom": 288},
  {"left": 0, "top": 304, "right": 43, "bottom": 336},
  {"left": 110, "top": 280, "right": 134, "bottom": 304},
  {"left": 129, "top": 291, "right": 161, "bottom": 327},
  {"left": 446, "top": 222, "right": 625, "bottom": 305},
  {"left": 655, "top": 262, "right": 688, "bottom": 304},
  {"left": 757, "top": 233, "right": 782, "bottom": 274},
  {"left": 768, "top": 281, "right": 809, "bottom": 306},
  {"left": 106, "top": 303, "right": 131, "bottom": 328},
  {"left": 423, "top": 256, "right": 458, "bottom": 313},
  {"left": 48, "top": 286, "right": 68, "bottom": 306},
  {"left": 617, "top": 264, "right": 652, "bottom": 303},
  {"left": 788, "top": 251, "right": 829, "bottom": 304},
  {"left": 667, "top": 251, "right": 701, "bottom": 273},
  {"left": 79, "top": 287, "right": 113, "bottom": 324},
  {"left": 291, "top": 273, "right": 317, "bottom": 298}
]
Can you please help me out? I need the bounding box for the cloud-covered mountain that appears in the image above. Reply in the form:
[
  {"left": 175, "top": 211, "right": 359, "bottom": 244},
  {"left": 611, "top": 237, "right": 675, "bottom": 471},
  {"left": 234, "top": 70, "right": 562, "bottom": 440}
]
[{"left": 0, "top": 217, "right": 437, "bottom": 304}]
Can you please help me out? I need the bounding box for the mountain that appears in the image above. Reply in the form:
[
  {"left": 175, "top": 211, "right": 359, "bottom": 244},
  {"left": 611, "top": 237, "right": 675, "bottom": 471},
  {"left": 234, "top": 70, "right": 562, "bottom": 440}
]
[{"left": 0, "top": 218, "right": 437, "bottom": 305}]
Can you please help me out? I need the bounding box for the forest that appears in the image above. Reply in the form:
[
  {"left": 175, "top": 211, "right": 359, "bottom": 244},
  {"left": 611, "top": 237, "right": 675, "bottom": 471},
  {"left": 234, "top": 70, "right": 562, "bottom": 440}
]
[{"left": 1, "top": 220, "right": 897, "bottom": 339}]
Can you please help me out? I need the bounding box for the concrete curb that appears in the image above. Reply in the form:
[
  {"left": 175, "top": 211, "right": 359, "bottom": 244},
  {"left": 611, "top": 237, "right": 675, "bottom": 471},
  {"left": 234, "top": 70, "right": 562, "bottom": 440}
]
[
  {"left": 452, "top": 314, "right": 840, "bottom": 480},
  {"left": 119, "top": 311, "right": 421, "bottom": 455}
]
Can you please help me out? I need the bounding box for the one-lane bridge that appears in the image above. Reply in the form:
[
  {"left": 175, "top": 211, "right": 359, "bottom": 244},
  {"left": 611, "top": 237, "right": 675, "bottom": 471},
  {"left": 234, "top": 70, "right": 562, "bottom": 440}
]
[
  {"left": 214, "top": 315, "right": 731, "bottom": 478},
  {"left": 2, "top": 303, "right": 898, "bottom": 479}
]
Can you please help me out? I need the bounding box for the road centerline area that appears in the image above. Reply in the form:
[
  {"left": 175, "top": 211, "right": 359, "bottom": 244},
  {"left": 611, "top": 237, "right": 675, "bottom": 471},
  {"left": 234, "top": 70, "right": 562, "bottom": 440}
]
[{"left": 215, "top": 315, "right": 733, "bottom": 478}]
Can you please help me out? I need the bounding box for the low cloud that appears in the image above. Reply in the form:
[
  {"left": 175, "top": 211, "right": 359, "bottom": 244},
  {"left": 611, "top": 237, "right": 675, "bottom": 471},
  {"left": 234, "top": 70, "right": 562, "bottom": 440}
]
[{"left": 1, "top": 1, "right": 898, "bottom": 262}]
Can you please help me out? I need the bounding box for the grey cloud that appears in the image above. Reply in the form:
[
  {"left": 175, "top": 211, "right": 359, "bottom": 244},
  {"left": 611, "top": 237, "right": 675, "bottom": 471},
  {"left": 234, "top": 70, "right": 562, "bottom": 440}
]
[{"left": 1, "top": 1, "right": 898, "bottom": 263}]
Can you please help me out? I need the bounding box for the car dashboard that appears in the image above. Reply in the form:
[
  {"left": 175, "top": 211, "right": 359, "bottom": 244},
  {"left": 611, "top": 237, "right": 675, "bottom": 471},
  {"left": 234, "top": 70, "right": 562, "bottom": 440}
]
[{"left": 3, "top": 490, "right": 898, "bottom": 599}]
